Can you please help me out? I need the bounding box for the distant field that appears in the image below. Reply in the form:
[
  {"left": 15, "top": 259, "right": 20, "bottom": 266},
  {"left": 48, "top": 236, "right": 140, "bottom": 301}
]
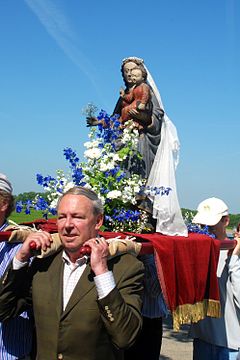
[{"left": 9, "top": 210, "right": 55, "bottom": 224}]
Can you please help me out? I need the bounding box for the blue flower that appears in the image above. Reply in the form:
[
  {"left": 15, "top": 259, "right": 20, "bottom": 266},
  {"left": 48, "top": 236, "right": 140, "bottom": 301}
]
[
  {"left": 18, "top": 108, "right": 172, "bottom": 234},
  {"left": 49, "top": 208, "right": 57, "bottom": 216},
  {"left": 16, "top": 201, "right": 23, "bottom": 213},
  {"left": 72, "top": 168, "right": 85, "bottom": 185},
  {"left": 187, "top": 223, "right": 216, "bottom": 238},
  {"left": 24, "top": 200, "right": 32, "bottom": 215},
  {"left": 111, "top": 208, "right": 141, "bottom": 223},
  {"left": 100, "top": 187, "right": 108, "bottom": 194},
  {"left": 63, "top": 148, "right": 79, "bottom": 168},
  {"left": 36, "top": 174, "right": 44, "bottom": 185},
  {"left": 164, "top": 187, "right": 172, "bottom": 196},
  {"left": 116, "top": 172, "right": 126, "bottom": 182},
  {"left": 35, "top": 197, "right": 48, "bottom": 211},
  {"left": 37, "top": 175, "right": 56, "bottom": 188}
]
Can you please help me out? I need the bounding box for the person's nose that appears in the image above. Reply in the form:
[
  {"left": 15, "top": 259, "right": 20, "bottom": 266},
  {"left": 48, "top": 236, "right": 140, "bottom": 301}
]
[{"left": 64, "top": 216, "right": 74, "bottom": 229}]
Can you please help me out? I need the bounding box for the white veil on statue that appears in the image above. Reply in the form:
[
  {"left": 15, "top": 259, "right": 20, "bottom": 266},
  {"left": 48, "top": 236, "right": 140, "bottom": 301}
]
[
  {"left": 145, "top": 63, "right": 187, "bottom": 236},
  {"left": 124, "top": 57, "right": 188, "bottom": 236}
]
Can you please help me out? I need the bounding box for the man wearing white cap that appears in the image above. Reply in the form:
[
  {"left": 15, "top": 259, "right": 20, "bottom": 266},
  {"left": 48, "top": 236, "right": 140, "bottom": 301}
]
[
  {"left": 0, "top": 173, "right": 34, "bottom": 359},
  {"left": 190, "top": 197, "right": 240, "bottom": 360}
]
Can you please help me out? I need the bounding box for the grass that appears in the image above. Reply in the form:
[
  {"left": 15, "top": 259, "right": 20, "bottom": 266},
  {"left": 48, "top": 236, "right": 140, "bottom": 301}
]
[{"left": 9, "top": 210, "right": 55, "bottom": 224}]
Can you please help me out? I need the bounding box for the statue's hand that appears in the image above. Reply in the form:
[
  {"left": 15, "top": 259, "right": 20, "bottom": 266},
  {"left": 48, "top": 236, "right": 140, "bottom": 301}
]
[
  {"left": 128, "top": 109, "right": 139, "bottom": 117},
  {"left": 86, "top": 116, "right": 99, "bottom": 127},
  {"left": 120, "top": 87, "right": 125, "bottom": 97},
  {"left": 137, "top": 102, "right": 146, "bottom": 111},
  {"left": 128, "top": 109, "right": 151, "bottom": 125}
]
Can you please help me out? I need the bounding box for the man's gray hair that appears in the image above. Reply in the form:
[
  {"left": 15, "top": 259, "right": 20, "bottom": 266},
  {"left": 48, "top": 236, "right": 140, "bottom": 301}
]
[{"left": 57, "top": 186, "right": 104, "bottom": 216}]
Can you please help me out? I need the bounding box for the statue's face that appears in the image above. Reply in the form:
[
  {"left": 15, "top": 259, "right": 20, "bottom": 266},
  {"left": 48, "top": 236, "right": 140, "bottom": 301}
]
[
  {"left": 123, "top": 61, "right": 138, "bottom": 84},
  {"left": 131, "top": 68, "right": 143, "bottom": 85}
]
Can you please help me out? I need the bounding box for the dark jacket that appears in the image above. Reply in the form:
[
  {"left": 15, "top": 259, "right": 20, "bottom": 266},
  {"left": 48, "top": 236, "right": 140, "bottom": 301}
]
[{"left": 0, "top": 251, "right": 144, "bottom": 360}]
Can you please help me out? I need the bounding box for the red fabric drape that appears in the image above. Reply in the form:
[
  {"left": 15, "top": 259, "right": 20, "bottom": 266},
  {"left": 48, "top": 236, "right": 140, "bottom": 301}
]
[{"left": 100, "top": 231, "right": 221, "bottom": 326}]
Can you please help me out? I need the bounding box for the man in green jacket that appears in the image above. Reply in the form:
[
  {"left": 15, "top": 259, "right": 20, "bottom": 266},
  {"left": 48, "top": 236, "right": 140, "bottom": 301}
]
[{"left": 0, "top": 186, "right": 144, "bottom": 360}]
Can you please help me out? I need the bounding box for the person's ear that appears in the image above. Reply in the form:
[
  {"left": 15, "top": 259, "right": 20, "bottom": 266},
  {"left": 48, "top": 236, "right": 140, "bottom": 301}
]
[
  {"left": 223, "top": 215, "right": 230, "bottom": 227},
  {"left": 95, "top": 214, "right": 103, "bottom": 230}
]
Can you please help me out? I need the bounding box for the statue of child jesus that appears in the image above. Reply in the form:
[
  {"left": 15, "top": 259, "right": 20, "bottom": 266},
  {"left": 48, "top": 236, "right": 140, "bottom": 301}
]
[{"left": 119, "top": 67, "right": 152, "bottom": 130}]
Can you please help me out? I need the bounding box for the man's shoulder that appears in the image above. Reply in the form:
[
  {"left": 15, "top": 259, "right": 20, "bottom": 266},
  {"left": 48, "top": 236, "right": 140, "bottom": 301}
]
[
  {"left": 31, "top": 248, "right": 63, "bottom": 270},
  {"left": 108, "top": 253, "right": 144, "bottom": 273}
]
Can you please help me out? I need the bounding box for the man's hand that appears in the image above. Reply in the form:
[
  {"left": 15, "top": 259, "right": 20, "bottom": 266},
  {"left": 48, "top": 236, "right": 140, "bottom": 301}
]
[
  {"left": 84, "top": 237, "right": 109, "bottom": 276},
  {"left": 233, "top": 236, "right": 240, "bottom": 256},
  {"left": 15, "top": 231, "right": 53, "bottom": 262}
]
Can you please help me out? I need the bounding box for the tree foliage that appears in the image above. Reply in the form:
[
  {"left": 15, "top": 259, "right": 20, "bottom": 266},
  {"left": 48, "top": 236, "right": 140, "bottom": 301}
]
[
  {"left": 181, "top": 208, "right": 240, "bottom": 229},
  {"left": 15, "top": 192, "right": 49, "bottom": 203}
]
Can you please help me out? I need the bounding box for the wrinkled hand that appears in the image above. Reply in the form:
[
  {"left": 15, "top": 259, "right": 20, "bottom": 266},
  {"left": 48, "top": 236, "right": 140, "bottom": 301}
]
[
  {"left": 233, "top": 235, "right": 240, "bottom": 256},
  {"left": 15, "top": 231, "right": 53, "bottom": 262},
  {"left": 84, "top": 237, "right": 109, "bottom": 275},
  {"left": 86, "top": 116, "right": 99, "bottom": 127},
  {"left": 234, "top": 231, "right": 240, "bottom": 238}
]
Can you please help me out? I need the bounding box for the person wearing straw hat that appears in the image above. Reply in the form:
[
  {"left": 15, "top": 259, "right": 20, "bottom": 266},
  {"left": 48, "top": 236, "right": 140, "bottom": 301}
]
[
  {"left": 0, "top": 173, "right": 34, "bottom": 359},
  {"left": 190, "top": 197, "right": 240, "bottom": 360}
]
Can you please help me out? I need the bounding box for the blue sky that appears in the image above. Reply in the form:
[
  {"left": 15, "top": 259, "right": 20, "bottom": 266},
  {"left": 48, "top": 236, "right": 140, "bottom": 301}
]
[{"left": 1, "top": 0, "right": 239, "bottom": 213}]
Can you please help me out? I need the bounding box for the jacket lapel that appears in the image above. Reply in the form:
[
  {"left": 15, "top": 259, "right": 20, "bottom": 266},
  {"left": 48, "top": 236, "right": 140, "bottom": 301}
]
[{"left": 47, "top": 252, "right": 64, "bottom": 319}]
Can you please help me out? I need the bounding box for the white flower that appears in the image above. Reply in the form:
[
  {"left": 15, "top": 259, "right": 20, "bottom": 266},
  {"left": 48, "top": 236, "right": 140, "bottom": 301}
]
[
  {"left": 121, "top": 133, "right": 131, "bottom": 143},
  {"left": 106, "top": 190, "right": 122, "bottom": 199},
  {"left": 133, "top": 185, "right": 140, "bottom": 193},
  {"left": 50, "top": 198, "right": 58, "bottom": 209},
  {"left": 84, "top": 141, "right": 92, "bottom": 149},
  {"left": 84, "top": 148, "right": 102, "bottom": 160},
  {"left": 112, "top": 154, "right": 120, "bottom": 162},
  {"left": 98, "top": 195, "right": 106, "bottom": 205},
  {"left": 99, "top": 163, "right": 108, "bottom": 172},
  {"left": 83, "top": 182, "right": 92, "bottom": 189},
  {"left": 99, "top": 161, "right": 115, "bottom": 172},
  {"left": 84, "top": 140, "right": 100, "bottom": 149},
  {"left": 64, "top": 181, "right": 75, "bottom": 192}
]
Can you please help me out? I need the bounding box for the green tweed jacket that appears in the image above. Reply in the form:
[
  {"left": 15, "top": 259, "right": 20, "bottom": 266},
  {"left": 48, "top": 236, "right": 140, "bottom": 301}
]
[{"left": 0, "top": 250, "right": 144, "bottom": 360}]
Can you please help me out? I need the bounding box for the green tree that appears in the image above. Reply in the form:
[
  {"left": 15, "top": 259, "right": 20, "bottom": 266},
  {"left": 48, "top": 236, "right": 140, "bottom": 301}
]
[{"left": 15, "top": 192, "right": 49, "bottom": 202}]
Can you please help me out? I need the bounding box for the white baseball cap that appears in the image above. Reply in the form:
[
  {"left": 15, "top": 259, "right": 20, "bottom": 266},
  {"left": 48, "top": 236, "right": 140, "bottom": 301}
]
[
  {"left": 0, "top": 173, "right": 13, "bottom": 194},
  {"left": 192, "top": 197, "right": 229, "bottom": 226}
]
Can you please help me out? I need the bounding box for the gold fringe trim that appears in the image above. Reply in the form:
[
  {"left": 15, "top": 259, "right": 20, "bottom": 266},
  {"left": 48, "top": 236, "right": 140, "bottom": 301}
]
[{"left": 172, "top": 299, "right": 221, "bottom": 331}]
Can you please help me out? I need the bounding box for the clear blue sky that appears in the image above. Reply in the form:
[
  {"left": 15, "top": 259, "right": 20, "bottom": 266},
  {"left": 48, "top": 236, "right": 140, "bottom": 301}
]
[{"left": 1, "top": 0, "right": 239, "bottom": 213}]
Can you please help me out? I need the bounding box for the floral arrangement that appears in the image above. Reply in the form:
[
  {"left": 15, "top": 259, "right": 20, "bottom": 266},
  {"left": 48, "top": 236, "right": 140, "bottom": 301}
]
[
  {"left": 16, "top": 106, "right": 171, "bottom": 233},
  {"left": 183, "top": 211, "right": 216, "bottom": 238}
]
